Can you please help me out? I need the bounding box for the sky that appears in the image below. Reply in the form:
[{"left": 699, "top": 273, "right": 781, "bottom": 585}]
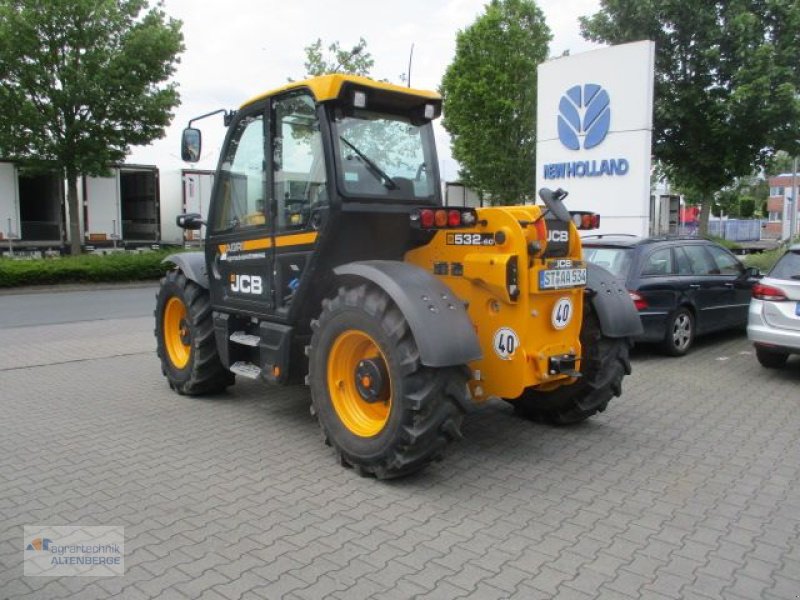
[{"left": 128, "top": 0, "right": 603, "bottom": 179}]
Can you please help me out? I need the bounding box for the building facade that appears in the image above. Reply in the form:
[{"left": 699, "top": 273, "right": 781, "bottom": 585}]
[{"left": 767, "top": 174, "right": 800, "bottom": 239}]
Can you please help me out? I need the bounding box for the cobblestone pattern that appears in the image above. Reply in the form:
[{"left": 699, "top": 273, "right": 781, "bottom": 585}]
[{"left": 1, "top": 318, "right": 799, "bottom": 599}]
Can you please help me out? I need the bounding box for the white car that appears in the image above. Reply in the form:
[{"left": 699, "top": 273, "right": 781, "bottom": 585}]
[{"left": 747, "top": 244, "right": 800, "bottom": 368}]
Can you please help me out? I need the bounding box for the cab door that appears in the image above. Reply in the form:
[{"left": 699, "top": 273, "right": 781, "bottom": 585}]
[
  {"left": 270, "top": 92, "right": 328, "bottom": 318},
  {"left": 205, "top": 106, "right": 274, "bottom": 316}
]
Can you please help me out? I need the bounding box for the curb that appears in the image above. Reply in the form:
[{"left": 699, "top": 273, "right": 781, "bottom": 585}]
[{"left": 0, "top": 280, "right": 160, "bottom": 297}]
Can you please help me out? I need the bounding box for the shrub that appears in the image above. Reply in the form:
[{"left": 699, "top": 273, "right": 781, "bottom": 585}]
[
  {"left": 744, "top": 245, "right": 791, "bottom": 274},
  {"left": 0, "top": 248, "right": 183, "bottom": 287}
]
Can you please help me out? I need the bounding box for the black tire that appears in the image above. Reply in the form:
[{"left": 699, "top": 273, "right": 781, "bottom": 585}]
[
  {"left": 510, "top": 309, "right": 631, "bottom": 426},
  {"left": 308, "top": 284, "right": 468, "bottom": 479},
  {"left": 755, "top": 345, "right": 789, "bottom": 369},
  {"left": 661, "top": 307, "right": 695, "bottom": 356},
  {"left": 155, "top": 270, "right": 234, "bottom": 395}
]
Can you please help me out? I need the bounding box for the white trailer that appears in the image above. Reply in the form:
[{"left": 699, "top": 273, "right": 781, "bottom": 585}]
[
  {"left": 1, "top": 161, "right": 213, "bottom": 250},
  {"left": 182, "top": 170, "right": 214, "bottom": 242},
  {"left": 0, "top": 162, "right": 21, "bottom": 245},
  {"left": 82, "top": 165, "right": 160, "bottom": 245}
]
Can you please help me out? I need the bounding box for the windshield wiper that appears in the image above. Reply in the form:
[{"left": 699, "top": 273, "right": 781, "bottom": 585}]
[{"left": 339, "top": 136, "right": 397, "bottom": 190}]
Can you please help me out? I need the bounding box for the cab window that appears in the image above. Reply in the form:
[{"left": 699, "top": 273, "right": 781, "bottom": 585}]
[
  {"left": 212, "top": 114, "right": 266, "bottom": 231},
  {"left": 273, "top": 93, "right": 326, "bottom": 232},
  {"left": 332, "top": 110, "right": 437, "bottom": 201}
]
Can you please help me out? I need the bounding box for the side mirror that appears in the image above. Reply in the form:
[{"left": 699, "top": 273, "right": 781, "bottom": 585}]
[
  {"left": 176, "top": 213, "right": 204, "bottom": 230},
  {"left": 181, "top": 127, "right": 202, "bottom": 162},
  {"left": 742, "top": 266, "right": 762, "bottom": 279},
  {"left": 538, "top": 187, "right": 572, "bottom": 222}
]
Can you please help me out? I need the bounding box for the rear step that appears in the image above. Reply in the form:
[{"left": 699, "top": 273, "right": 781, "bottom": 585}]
[
  {"left": 230, "top": 331, "right": 260, "bottom": 347},
  {"left": 229, "top": 361, "right": 261, "bottom": 379}
]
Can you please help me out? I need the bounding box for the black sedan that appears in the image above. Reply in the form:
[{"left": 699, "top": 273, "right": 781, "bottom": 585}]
[{"left": 582, "top": 235, "right": 759, "bottom": 355}]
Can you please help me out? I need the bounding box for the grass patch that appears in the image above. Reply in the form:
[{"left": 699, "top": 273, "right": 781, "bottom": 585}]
[{"left": 0, "top": 248, "right": 186, "bottom": 288}]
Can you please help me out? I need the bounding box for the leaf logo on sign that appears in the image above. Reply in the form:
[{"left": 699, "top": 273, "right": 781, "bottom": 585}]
[{"left": 557, "top": 84, "right": 611, "bottom": 150}]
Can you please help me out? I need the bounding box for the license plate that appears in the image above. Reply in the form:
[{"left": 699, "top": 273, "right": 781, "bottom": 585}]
[{"left": 539, "top": 268, "right": 587, "bottom": 290}]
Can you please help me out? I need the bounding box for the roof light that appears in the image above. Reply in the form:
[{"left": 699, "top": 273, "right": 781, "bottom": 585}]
[
  {"left": 424, "top": 104, "right": 435, "bottom": 119},
  {"left": 353, "top": 91, "right": 367, "bottom": 108}
]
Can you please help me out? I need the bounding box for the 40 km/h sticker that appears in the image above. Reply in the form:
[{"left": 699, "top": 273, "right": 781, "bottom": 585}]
[
  {"left": 493, "top": 328, "right": 519, "bottom": 361},
  {"left": 552, "top": 297, "right": 573, "bottom": 330}
]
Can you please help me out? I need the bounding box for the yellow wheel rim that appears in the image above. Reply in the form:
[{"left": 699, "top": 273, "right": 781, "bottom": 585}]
[
  {"left": 163, "top": 296, "right": 191, "bottom": 369},
  {"left": 327, "top": 330, "right": 392, "bottom": 437}
]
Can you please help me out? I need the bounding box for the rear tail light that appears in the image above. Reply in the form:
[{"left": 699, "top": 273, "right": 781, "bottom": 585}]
[
  {"left": 448, "top": 210, "right": 461, "bottom": 227},
  {"left": 628, "top": 290, "right": 648, "bottom": 310},
  {"left": 411, "top": 208, "right": 478, "bottom": 229},
  {"left": 570, "top": 211, "right": 601, "bottom": 230},
  {"left": 418, "top": 209, "right": 435, "bottom": 228},
  {"left": 752, "top": 283, "right": 787, "bottom": 301}
]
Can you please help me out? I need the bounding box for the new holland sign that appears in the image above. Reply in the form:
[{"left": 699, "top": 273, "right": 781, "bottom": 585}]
[{"left": 536, "top": 41, "right": 655, "bottom": 236}]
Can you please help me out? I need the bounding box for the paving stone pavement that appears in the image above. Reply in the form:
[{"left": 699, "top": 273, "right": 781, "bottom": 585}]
[{"left": 1, "top": 314, "right": 799, "bottom": 599}]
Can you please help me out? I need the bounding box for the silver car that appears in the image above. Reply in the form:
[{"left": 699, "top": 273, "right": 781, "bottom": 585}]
[{"left": 747, "top": 244, "right": 800, "bottom": 368}]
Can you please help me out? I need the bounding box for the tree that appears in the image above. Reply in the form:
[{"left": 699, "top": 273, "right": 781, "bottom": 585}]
[
  {"left": 714, "top": 176, "right": 767, "bottom": 218},
  {"left": 440, "top": 0, "right": 551, "bottom": 204},
  {"left": 0, "top": 0, "right": 183, "bottom": 254},
  {"left": 767, "top": 150, "right": 796, "bottom": 177},
  {"left": 303, "top": 37, "right": 374, "bottom": 78},
  {"left": 581, "top": 1, "right": 800, "bottom": 235}
]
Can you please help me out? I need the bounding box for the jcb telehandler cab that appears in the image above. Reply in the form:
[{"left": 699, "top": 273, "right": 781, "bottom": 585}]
[{"left": 157, "top": 74, "right": 642, "bottom": 478}]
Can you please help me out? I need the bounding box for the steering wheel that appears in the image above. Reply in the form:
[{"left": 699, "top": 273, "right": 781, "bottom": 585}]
[{"left": 284, "top": 199, "right": 310, "bottom": 228}]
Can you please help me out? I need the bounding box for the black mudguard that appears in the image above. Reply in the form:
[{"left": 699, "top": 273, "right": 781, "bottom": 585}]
[
  {"left": 163, "top": 252, "right": 208, "bottom": 289},
  {"left": 585, "top": 262, "right": 643, "bottom": 338},
  {"left": 334, "top": 260, "right": 482, "bottom": 368}
]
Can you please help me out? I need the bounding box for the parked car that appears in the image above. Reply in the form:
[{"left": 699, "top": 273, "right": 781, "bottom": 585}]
[
  {"left": 582, "top": 235, "right": 759, "bottom": 355},
  {"left": 747, "top": 244, "right": 800, "bottom": 368}
]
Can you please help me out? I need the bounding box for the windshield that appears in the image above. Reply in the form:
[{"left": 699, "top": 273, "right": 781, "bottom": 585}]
[
  {"left": 332, "top": 110, "right": 437, "bottom": 201},
  {"left": 583, "top": 246, "right": 633, "bottom": 278},
  {"left": 769, "top": 250, "right": 800, "bottom": 280}
]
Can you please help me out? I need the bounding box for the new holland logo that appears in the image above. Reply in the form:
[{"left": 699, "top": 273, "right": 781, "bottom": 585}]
[{"left": 558, "top": 84, "right": 611, "bottom": 151}]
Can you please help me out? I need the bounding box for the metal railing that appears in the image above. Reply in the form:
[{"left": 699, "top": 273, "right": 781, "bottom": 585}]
[{"left": 677, "top": 219, "right": 765, "bottom": 241}]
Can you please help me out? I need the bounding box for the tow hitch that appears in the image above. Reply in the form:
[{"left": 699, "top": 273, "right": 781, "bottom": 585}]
[{"left": 548, "top": 354, "right": 581, "bottom": 378}]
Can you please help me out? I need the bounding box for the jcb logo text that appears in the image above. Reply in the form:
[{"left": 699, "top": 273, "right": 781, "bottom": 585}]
[
  {"left": 230, "top": 274, "right": 263, "bottom": 295},
  {"left": 547, "top": 230, "right": 569, "bottom": 243}
]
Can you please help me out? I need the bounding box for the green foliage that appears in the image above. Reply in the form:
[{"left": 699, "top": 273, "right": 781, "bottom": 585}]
[
  {"left": 713, "top": 177, "right": 768, "bottom": 218},
  {"left": 0, "top": 0, "right": 184, "bottom": 254},
  {"left": 581, "top": 1, "right": 800, "bottom": 229},
  {"left": 303, "top": 37, "right": 374, "bottom": 77},
  {"left": 706, "top": 236, "right": 739, "bottom": 251},
  {"left": 440, "top": 0, "right": 551, "bottom": 204},
  {"left": 744, "top": 247, "right": 785, "bottom": 273},
  {"left": 767, "top": 150, "right": 796, "bottom": 177},
  {"left": 0, "top": 249, "right": 179, "bottom": 287}
]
